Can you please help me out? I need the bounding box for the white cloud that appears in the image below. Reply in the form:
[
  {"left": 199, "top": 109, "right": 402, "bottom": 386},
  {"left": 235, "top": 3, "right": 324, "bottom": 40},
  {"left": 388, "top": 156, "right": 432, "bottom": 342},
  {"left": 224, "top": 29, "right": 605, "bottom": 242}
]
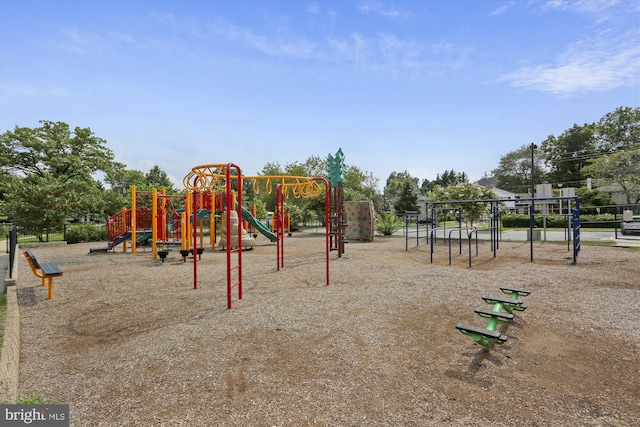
[
  {"left": 357, "top": 0, "right": 410, "bottom": 19},
  {"left": 542, "top": 0, "right": 622, "bottom": 13},
  {"left": 489, "top": 1, "right": 517, "bottom": 17},
  {"left": 499, "top": 29, "right": 640, "bottom": 94},
  {"left": 208, "top": 19, "right": 316, "bottom": 58}
]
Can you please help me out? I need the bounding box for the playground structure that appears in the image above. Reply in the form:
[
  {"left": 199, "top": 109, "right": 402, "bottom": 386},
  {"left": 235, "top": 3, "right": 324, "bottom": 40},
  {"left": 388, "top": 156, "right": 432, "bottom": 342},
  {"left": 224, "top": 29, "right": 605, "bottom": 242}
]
[
  {"left": 405, "top": 196, "right": 582, "bottom": 266},
  {"left": 99, "top": 149, "right": 351, "bottom": 309},
  {"left": 102, "top": 186, "right": 187, "bottom": 255},
  {"left": 102, "top": 183, "right": 281, "bottom": 257},
  {"left": 456, "top": 287, "right": 531, "bottom": 351},
  {"left": 217, "top": 209, "right": 256, "bottom": 250},
  {"left": 182, "top": 163, "right": 332, "bottom": 308}
]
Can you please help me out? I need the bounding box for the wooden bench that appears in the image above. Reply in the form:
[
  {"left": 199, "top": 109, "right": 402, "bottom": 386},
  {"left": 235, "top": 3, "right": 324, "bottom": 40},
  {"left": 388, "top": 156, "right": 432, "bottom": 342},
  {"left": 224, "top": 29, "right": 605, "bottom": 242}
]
[{"left": 23, "top": 250, "right": 63, "bottom": 300}]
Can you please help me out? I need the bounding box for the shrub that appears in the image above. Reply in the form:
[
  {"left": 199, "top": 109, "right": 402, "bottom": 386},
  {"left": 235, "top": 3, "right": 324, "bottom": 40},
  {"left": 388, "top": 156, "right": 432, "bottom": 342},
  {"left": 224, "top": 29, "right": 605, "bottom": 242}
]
[
  {"left": 501, "top": 213, "right": 617, "bottom": 229},
  {"left": 375, "top": 212, "right": 403, "bottom": 236},
  {"left": 65, "top": 224, "right": 107, "bottom": 244},
  {"left": 284, "top": 204, "right": 304, "bottom": 232}
]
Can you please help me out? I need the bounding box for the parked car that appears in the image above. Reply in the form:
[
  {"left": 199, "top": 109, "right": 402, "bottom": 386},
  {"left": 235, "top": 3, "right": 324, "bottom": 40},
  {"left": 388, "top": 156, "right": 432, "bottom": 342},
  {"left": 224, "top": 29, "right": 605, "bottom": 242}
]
[{"left": 621, "top": 215, "right": 640, "bottom": 235}]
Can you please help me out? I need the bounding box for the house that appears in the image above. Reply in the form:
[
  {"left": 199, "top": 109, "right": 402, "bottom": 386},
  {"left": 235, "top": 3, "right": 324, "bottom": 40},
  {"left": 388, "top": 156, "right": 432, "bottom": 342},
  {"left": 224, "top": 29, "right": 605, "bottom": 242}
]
[
  {"left": 475, "top": 178, "right": 521, "bottom": 212},
  {"left": 491, "top": 188, "right": 519, "bottom": 211}
]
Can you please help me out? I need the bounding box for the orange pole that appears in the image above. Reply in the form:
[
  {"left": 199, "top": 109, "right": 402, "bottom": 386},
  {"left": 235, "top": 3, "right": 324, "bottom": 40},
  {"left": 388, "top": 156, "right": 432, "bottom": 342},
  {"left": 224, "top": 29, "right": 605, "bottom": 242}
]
[
  {"left": 181, "top": 212, "right": 187, "bottom": 250},
  {"left": 186, "top": 191, "right": 192, "bottom": 248},
  {"left": 200, "top": 218, "right": 204, "bottom": 248},
  {"left": 210, "top": 192, "right": 215, "bottom": 249}
]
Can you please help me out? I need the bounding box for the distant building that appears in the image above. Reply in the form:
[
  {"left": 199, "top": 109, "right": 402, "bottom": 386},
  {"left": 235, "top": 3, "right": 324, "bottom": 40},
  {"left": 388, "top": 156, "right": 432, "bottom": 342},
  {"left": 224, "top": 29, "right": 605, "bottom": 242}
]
[
  {"left": 595, "top": 183, "right": 635, "bottom": 205},
  {"left": 491, "top": 188, "right": 519, "bottom": 211},
  {"left": 475, "top": 177, "right": 520, "bottom": 211}
]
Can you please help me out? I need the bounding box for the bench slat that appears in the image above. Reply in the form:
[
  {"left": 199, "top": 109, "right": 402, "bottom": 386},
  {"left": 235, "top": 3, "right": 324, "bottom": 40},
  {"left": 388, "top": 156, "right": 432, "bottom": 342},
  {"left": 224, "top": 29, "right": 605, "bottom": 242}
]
[
  {"left": 40, "top": 261, "right": 63, "bottom": 276},
  {"left": 455, "top": 323, "right": 507, "bottom": 341},
  {"left": 474, "top": 309, "right": 514, "bottom": 321},
  {"left": 482, "top": 295, "right": 523, "bottom": 306},
  {"left": 500, "top": 287, "right": 531, "bottom": 296},
  {"left": 25, "top": 250, "right": 41, "bottom": 268}
]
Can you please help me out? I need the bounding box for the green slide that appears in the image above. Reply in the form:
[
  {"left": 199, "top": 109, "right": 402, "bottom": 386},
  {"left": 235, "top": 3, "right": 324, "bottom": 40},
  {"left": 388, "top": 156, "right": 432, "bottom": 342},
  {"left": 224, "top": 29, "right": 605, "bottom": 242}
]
[{"left": 241, "top": 206, "right": 277, "bottom": 242}]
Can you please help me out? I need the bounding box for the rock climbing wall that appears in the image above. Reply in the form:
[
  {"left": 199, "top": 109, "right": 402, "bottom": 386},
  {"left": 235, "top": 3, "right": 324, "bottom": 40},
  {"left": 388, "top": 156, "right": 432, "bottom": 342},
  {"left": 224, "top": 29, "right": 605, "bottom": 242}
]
[{"left": 345, "top": 201, "right": 375, "bottom": 241}]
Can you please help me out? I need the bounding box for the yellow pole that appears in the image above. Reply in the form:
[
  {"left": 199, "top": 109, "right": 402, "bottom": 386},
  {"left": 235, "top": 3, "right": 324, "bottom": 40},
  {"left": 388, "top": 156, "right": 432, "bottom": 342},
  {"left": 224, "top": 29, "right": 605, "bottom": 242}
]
[
  {"left": 186, "top": 192, "right": 192, "bottom": 249},
  {"left": 152, "top": 188, "right": 158, "bottom": 259},
  {"left": 210, "top": 192, "right": 215, "bottom": 249},
  {"left": 200, "top": 218, "right": 204, "bottom": 248},
  {"left": 181, "top": 212, "right": 187, "bottom": 250},
  {"left": 131, "top": 185, "right": 137, "bottom": 255}
]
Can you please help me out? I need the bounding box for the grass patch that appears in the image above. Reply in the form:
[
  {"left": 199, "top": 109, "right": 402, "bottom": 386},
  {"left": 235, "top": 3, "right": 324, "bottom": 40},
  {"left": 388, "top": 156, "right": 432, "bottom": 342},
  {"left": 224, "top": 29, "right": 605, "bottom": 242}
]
[
  {"left": 581, "top": 240, "right": 617, "bottom": 246},
  {"left": 17, "top": 393, "right": 56, "bottom": 404}
]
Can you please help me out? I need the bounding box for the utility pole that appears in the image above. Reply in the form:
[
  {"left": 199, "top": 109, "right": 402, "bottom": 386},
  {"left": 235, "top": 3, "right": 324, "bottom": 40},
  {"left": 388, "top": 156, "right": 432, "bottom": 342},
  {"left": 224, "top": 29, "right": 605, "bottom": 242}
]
[{"left": 530, "top": 142, "right": 537, "bottom": 261}]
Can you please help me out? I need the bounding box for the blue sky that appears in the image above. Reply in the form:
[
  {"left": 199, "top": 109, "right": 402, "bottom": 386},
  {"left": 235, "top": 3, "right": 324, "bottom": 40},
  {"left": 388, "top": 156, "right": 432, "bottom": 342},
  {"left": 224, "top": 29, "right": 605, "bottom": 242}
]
[{"left": 1, "top": 0, "right": 638, "bottom": 190}]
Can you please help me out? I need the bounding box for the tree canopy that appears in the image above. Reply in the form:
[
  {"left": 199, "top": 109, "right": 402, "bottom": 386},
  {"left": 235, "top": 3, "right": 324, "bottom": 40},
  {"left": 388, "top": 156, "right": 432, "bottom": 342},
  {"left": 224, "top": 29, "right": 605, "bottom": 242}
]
[
  {"left": 492, "top": 144, "right": 546, "bottom": 194},
  {"left": 582, "top": 149, "right": 640, "bottom": 204},
  {"left": 428, "top": 183, "right": 496, "bottom": 226},
  {"left": 384, "top": 170, "right": 420, "bottom": 211},
  {"left": 541, "top": 123, "right": 595, "bottom": 186},
  {"left": 0, "top": 121, "right": 121, "bottom": 229}
]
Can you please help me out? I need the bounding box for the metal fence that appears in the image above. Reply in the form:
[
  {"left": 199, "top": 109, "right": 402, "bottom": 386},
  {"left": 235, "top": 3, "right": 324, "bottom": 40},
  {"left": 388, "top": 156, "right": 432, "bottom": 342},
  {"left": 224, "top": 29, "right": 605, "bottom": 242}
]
[
  {"left": 1, "top": 222, "right": 66, "bottom": 245},
  {"left": 2, "top": 224, "right": 18, "bottom": 279}
]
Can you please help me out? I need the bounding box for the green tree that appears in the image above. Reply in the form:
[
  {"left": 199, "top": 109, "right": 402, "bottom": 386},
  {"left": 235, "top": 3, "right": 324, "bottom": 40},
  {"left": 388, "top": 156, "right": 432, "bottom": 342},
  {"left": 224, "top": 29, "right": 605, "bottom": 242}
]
[
  {"left": 421, "top": 170, "right": 469, "bottom": 195},
  {"left": 594, "top": 106, "right": 640, "bottom": 153},
  {"left": 579, "top": 107, "right": 640, "bottom": 204},
  {"left": 0, "top": 121, "right": 121, "bottom": 229},
  {"left": 541, "top": 123, "right": 595, "bottom": 186},
  {"left": 394, "top": 180, "right": 420, "bottom": 214},
  {"left": 428, "top": 183, "right": 496, "bottom": 226},
  {"left": 100, "top": 165, "right": 181, "bottom": 217},
  {"left": 582, "top": 149, "right": 640, "bottom": 204},
  {"left": 384, "top": 170, "right": 419, "bottom": 210},
  {"left": 146, "top": 165, "right": 178, "bottom": 192},
  {"left": 103, "top": 168, "right": 147, "bottom": 216},
  {"left": 492, "top": 144, "right": 546, "bottom": 194},
  {"left": 574, "top": 188, "right": 613, "bottom": 214},
  {"left": 254, "top": 154, "right": 382, "bottom": 226}
]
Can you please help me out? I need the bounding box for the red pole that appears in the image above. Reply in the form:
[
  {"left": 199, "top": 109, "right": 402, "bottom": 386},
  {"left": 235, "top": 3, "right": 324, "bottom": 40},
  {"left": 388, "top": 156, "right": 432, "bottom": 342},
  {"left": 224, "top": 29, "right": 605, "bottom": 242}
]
[
  {"left": 191, "top": 176, "right": 200, "bottom": 291},
  {"left": 276, "top": 184, "right": 282, "bottom": 271},
  {"left": 226, "top": 167, "right": 232, "bottom": 308},
  {"left": 193, "top": 190, "right": 198, "bottom": 289}
]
